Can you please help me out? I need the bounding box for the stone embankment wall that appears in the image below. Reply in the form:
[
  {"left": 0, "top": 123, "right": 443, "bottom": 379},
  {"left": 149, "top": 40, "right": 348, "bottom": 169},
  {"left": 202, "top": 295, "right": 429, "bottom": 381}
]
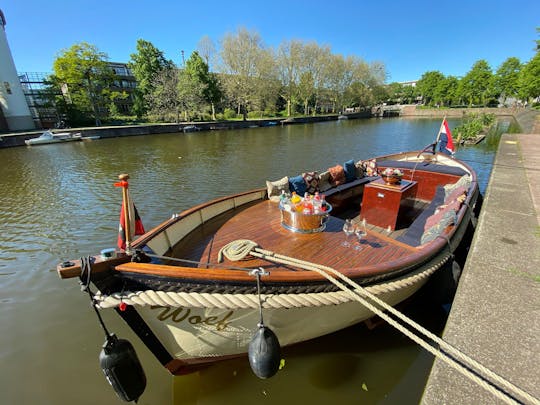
[
  {"left": 400, "top": 105, "right": 516, "bottom": 118},
  {"left": 0, "top": 107, "right": 537, "bottom": 148}
]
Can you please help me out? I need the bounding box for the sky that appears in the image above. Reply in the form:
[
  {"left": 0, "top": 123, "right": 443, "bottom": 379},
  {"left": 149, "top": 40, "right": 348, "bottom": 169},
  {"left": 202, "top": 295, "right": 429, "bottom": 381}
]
[{"left": 1, "top": 0, "right": 539, "bottom": 83}]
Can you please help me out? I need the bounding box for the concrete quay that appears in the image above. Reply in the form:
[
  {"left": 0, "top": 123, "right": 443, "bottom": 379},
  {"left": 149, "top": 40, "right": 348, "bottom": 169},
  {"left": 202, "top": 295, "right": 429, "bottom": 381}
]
[{"left": 422, "top": 132, "right": 540, "bottom": 404}]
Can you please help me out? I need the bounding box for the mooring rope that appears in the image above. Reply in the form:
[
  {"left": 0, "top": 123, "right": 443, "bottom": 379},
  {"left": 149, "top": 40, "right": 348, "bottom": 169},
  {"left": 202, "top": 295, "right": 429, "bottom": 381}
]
[{"left": 93, "top": 240, "right": 538, "bottom": 404}]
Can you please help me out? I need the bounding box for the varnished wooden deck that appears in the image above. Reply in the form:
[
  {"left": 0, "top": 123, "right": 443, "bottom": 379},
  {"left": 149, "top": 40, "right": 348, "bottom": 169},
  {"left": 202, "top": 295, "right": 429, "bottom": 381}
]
[{"left": 171, "top": 200, "right": 418, "bottom": 276}]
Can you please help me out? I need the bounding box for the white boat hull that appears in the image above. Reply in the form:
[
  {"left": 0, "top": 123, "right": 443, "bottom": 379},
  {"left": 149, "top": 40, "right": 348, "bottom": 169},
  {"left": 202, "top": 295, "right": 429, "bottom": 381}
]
[
  {"left": 25, "top": 131, "right": 82, "bottom": 145},
  {"left": 135, "top": 276, "right": 427, "bottom": 362}
]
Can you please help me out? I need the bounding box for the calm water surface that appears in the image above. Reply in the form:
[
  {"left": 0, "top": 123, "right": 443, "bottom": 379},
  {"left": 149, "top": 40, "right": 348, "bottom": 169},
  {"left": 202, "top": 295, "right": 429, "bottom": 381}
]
[{"left": 0, "top": 118, "right": 502, "bottom": 404}]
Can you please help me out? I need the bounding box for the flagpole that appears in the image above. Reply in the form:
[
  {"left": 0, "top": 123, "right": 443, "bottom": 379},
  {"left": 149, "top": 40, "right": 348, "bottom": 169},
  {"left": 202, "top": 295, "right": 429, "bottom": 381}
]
[
  {"left": 118, "top": 173, "right": 132, "bottom": 253},
  {"left": 435, "top": 115, "right": 446, "bottom": 144}
]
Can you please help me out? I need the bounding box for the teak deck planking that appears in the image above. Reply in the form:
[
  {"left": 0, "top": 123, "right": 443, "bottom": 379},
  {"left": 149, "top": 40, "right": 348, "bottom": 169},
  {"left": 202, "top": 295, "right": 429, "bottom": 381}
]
[{"left": 171, "top": 200, "right": 417, "bottom": 276}]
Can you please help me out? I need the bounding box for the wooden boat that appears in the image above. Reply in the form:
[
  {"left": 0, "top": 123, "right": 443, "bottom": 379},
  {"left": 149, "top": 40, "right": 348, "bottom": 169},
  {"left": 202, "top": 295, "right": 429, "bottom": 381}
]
[
  {"left": 57, "top": 150, "right": 480, "bottom": 380},
  {"left": 25, "top": 130, "right": 82, "bottom": 145}
]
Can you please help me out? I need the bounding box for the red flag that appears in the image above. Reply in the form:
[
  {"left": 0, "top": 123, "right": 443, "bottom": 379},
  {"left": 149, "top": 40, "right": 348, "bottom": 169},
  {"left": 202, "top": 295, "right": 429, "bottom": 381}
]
[
  {"left": 117, "top": 202, "right": 145, "bottom": 250},
  {"left": 439, "top": 119, "right": 455, "bottom": 154}
]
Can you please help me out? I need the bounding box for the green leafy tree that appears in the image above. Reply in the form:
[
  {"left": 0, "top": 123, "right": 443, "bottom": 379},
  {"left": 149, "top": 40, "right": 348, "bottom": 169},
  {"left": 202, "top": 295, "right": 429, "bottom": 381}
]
[
  {"left": 494, "top": 57, "right": 522, "bottom": 105},
  {"left": 386, "top": 82, "right": 404, "bottom": 103},
  {"left": 460, "top": 60, "right": 493, "bottom": 106},
  {"left": 182, "top": 51, "right": 222, "bottom": 120},
  {"left": 518, "top": 52, "right": 540, "bottom": 102},
  {"left": 401, "top": 84, "right": 419, "bottom": 104},
  {"left": 416, "top": 71, "right": 446, "bottom": 106},
  {"left": 129, "top": 39, "right": 174, "bottom": 118},
  {"left": 52, "top": 42, "right": 116, "bottom": 126}
]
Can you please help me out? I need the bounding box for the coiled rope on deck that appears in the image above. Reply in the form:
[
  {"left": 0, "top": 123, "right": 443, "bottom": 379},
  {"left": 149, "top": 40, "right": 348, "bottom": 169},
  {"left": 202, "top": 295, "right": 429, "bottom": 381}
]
[{"left": 93, "top": 240, "right": 538, "bottom": 405}]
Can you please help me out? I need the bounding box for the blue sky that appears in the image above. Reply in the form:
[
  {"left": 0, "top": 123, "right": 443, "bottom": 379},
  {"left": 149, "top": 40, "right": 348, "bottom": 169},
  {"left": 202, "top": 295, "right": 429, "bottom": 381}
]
[{"left": 2, "top": 0, "right": 539, "bottom": 82}]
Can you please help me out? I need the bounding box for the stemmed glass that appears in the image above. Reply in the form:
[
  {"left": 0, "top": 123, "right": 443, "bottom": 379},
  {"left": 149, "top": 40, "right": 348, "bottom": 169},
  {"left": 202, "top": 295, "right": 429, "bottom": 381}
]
[
  {"left": 342, "top": 219, "right": 354, "bottom": 247},
  {"left": 354, "top": 220, "right": 367, "bottom": 251}
]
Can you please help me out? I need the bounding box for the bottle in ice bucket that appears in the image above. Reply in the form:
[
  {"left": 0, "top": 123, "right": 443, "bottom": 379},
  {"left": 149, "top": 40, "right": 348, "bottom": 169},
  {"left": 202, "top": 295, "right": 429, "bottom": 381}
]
[
  {"left": 303, "top": 193, "right": 313, "bottom": 214},
  {"left": 290, "top": 192, "right": 302, "bottom": 212},
  {"left": 280, "top": 190, "right": 291, "bottom": 211},
  {"left": 313, "top": 192, "right": 322, "bottom": 214}
]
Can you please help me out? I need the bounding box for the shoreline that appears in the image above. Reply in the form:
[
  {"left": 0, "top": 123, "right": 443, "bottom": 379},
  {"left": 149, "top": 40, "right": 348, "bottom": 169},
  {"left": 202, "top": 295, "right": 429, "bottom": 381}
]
[{"left": 1, "top": 107, "right": 537, "bottom": 149}]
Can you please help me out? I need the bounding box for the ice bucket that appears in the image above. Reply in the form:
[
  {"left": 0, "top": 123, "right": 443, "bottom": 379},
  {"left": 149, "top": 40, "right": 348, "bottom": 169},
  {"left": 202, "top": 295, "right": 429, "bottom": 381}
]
[{"left": 279, "top": 203, "right": 332, "bottom": 233}]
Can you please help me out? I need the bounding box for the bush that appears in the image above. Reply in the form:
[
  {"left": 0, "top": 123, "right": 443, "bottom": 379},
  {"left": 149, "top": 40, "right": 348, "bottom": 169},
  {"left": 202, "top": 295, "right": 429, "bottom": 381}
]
[
  {"left": 455, "top": 113, "right": 495, "bottom": 141},
  {"left": 247, "top": 111, "right": 263, "bottom": 119},
  {"left": 223, "top": 108, "right": 237, "bottom": 119}
]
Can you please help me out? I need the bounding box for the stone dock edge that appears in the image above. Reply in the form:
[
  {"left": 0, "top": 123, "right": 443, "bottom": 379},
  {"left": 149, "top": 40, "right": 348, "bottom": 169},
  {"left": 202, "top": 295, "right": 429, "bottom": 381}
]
[{"left": 421, "top": 128, "right": 540, "bottom": 401}]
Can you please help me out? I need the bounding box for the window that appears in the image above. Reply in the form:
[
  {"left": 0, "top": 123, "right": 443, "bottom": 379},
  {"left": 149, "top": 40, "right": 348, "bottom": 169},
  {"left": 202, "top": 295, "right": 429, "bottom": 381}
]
[{"left": 4, "top": 81, "right": 12, "bottom": 94}]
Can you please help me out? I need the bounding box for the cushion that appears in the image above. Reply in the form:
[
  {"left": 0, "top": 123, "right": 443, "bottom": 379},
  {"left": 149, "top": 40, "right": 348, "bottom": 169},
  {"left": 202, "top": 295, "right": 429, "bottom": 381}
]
[
  {"left": 425, "top": 200, "right": 460, "bottom": 230},
  {"left": 396, "top": 185, "right": 446, "bottom": 247},
  {"left": 289, "top": 175, "right": 307, "bottom": 196},
  {"left": 444, "top": 175, "right": 471, "bottom": 200},
  {"left": 362, "top": 159, "right": 378, "bottom": 176},
  {"left": 343, "top": 160, "right": 357, "bottom": 183},
  {"left": 318, "top": 171, "right": 332, "bottom": 192},
  {"left": 328, "top": 165, "right": 345, "bottom": 186},
  {"left": 445, "top": 185, "right": 467, "bottom": 204},
  {"left": 355, "top": 161, "right": 365, "bottom": 178},
  {"left": 421, "top": 209, "right": 456, "bottom": 245},
  {"left": 302, "top": 171, "right": 320, "bottom": 194},
  {"left": 266, "top": 176, "right": 289, "bottom": 202}
]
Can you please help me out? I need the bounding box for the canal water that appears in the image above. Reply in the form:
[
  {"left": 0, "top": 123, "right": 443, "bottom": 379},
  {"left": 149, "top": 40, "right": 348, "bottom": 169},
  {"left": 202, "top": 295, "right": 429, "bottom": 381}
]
[{"left": 0, "top": 118, "right": 505, "bottom": 404}]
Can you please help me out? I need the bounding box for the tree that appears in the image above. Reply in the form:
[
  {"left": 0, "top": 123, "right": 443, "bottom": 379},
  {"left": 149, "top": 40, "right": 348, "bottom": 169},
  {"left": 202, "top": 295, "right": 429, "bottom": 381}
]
[
  {"left": 304, "top": 43, "right": 333, "bottom": 115},
  {"left": 439, "top": 76, "right": 459, "bottom": 106},
  {"left": 177, "top": 69, "right": 205, "bottom": 121},
  {"left": 219, "top": 27, "right": 268, "bottom": 120},
  {"left": 416, "top": 71, "right": 446, "bottom": 106},
  {"left": 183, "top": 51, "right": 222, "bottom": 120},
  {"left": 129, "top": 39, "right": 174, "bottom": 118},
  {"left": 518, "top": 52, "right": 540, "bottom": 102},
  {"left": 52, "top": 42, "right": 117, "bottom": 126},
  {"left": 145, "top": 67, "right": 180, "bottom": 122},
  {"left": 460, "top": 60, "right": 493, "bottom": 106},
  {"left": 197, "top": 35, "right": 217, "bottom": 70},
  {"left": 276, "top": 39, "right": 304, "bottom": 116},
  {"left": 494, "top": 57, "right": 522, "bottom": 104}
]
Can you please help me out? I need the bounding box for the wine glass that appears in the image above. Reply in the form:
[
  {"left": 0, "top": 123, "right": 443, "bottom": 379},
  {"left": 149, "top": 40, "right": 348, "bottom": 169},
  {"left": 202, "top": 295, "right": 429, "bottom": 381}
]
[
  {"left": 354, "top": 222, "right": 367, "bottom": 251},
  {"left": 342, "top": 219, "right": 354, "bottom": 247}
]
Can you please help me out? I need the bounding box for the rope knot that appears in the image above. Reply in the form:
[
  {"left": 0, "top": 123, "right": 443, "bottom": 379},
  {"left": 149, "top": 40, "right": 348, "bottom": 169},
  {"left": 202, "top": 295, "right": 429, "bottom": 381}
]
[{"left": 218, "top": 239, "right": 259, "bottom": 263}]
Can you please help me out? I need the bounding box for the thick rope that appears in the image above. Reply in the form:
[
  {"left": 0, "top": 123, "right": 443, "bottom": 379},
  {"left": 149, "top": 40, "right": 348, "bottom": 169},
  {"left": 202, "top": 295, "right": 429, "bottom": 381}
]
[{"left": 250, "top": 248, "right": 535, "bottom": 405}]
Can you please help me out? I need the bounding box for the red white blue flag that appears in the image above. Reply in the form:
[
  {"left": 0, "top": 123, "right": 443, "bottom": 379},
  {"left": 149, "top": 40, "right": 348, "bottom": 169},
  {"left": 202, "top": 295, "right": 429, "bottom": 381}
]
[
  {"left": 438, "top": 118, "right": 455, "bottom": 155},
  {"left": 117, "top": 202, "right": 145, "bottom": 250}
]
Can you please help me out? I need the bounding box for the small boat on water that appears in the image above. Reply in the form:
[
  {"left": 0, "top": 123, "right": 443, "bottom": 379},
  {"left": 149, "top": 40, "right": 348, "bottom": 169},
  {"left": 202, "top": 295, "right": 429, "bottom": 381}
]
[
  {"left": 182, "top": 125, "right": 201, "bottom": 133},
  {"left": 25, "top": 130, "right": 82, "bottom": 145},
  {"left": 57, "top": 145, "right": 480, "bottom": 392}
]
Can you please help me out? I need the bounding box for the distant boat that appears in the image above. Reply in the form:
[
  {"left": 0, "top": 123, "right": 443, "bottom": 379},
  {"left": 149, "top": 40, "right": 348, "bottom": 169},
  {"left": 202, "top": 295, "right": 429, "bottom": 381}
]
[
  {"left": 81, "top": 135, "right": 101, "bottom": 141},
  {"left": 183, "top": 125, "right": 201, "bottom": 133},
  {"left": 25, "top": 130, "right": 82, "bottom": 146}
]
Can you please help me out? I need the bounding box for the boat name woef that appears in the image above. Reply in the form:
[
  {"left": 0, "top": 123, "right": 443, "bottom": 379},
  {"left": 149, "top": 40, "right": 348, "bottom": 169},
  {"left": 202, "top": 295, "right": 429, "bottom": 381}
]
[{"left": 150, "top": 306, "right": 234, "bottom": 331}]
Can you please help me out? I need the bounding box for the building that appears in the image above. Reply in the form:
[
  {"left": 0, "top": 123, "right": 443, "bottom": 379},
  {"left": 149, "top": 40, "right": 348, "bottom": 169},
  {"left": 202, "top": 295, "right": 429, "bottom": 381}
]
[
  {"left": 0, "top": 9, "right": 35, "bottom": 132},
  {"left": 18, "top": 62, "right": 137, "bottom": 129},
  {"left": 399, "top": 80, "right": 418, "bottom": 87},
  {"left": 108, "top": 62, "right": 137, "bottom": 115}
]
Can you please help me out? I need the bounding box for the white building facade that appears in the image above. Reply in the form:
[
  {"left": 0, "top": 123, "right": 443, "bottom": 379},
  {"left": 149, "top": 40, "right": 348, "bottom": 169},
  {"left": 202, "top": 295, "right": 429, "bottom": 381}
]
[{"left": 0, "top": 9, "right": 34, "bottom": 131}]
